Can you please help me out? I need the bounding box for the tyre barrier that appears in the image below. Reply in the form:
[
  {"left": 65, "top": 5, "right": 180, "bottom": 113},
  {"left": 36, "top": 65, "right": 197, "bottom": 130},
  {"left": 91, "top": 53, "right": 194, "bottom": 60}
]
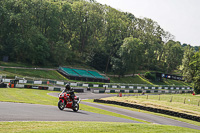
[
  {"left": 93, "top": 99, "right": 200, "bottom": 122},
  {"left": 0, "top": 83, "right": 7, "bottom": 88}
]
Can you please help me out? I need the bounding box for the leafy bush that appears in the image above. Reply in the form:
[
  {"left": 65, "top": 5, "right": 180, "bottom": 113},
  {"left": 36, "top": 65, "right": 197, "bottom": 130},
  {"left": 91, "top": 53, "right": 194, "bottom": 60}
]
[{"left": 144, "top": 72, "right": 156, "bottom": 81}]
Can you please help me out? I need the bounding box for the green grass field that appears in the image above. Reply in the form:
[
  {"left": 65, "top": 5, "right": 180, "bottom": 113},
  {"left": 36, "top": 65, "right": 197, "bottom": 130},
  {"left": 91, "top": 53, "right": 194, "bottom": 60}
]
[
  {"left": 102, "top": 94, "right": 200, "bottom": 117},
  {"left": 0, "top": 121, "right": 198, "bottom": 133},
  {"left": 3, "top": 68, "right": 67, "bottom": 80},
  {"left": 110, "top": 74, "right": 191, "bottom": 86},
  {"left": 0, "top": 88, "right": 58, "bottom": 106},
  {"left": 0, "top": 61, "right": 34, "bottom": 67},
  {"left": 110, "top": 75, "right": 148, "bottom": 84}
]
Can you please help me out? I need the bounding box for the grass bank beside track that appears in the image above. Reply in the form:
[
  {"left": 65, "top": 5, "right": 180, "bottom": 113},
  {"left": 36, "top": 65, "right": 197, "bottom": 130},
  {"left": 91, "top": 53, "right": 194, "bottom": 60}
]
[
  {"left": 101, "top": 94, "right": 200, "bottom": 116},
  {"left": 0, "top": 121, "right": 198, "bottom": 133},
  {"left": 3, "top": 68, "right": 66, "bottom": 80},
  {"left": 84, "top": 99, "right": 200, "bottom": 127}
]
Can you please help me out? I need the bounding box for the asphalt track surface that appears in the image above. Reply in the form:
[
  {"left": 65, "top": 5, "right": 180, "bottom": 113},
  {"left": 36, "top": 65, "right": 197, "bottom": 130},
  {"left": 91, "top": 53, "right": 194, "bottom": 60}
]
[
  {"left": 49, "top": 92, "right": 200, "bottom": 130},
  {"left": 0, "top": 102, "right": 138, "bottom": 123}
]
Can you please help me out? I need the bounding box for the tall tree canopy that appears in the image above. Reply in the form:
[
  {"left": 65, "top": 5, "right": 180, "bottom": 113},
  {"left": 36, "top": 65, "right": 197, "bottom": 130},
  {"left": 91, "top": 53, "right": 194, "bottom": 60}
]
[{"left": 0, "top": 0, "right": 199, "bottom": 77}]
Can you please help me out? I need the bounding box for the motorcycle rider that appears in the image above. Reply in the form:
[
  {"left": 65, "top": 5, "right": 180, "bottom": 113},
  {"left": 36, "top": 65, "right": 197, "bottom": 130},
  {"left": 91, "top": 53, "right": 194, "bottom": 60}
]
[{"left": 64, "top": 83, "right": 75, "bottom": 107}]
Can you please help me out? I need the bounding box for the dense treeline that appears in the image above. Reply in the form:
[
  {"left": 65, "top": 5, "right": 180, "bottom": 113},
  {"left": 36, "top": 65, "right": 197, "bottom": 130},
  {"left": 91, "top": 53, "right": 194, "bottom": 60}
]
[
  {"left": 0, "top": 0, "right": 199, "bottom": 76},
  {"left": 181, "top": 46, "right": 200, "bottom": 94}
]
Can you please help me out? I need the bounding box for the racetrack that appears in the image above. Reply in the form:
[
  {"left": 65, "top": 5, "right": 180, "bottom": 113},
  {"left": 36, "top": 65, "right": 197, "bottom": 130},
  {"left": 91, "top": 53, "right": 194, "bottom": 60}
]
[
  {"left": 0, "top": 102, "right": 139, "bottom": 123},
  {"left": 49, "top": 92, "right": 200, "bottom": 130},
  {"left": 1, "top": 91, "right": 200, "bottom": 130}
]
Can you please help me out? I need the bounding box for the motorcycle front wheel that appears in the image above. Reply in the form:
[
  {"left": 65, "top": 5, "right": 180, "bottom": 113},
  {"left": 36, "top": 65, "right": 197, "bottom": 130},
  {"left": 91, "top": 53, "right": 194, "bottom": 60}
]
[
  {"left": 73, "top": 103, "right": 79, "bottom": 112},
  {"left": 58, "top": 100, "right": 65, "bottom": 110}
]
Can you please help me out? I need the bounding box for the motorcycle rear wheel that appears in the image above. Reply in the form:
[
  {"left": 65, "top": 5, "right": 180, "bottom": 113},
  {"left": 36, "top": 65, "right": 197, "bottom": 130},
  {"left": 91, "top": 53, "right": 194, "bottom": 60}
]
[
  {"left": 73, "top": 103, "right": 79, "bottom": 112},
  {"left": 58, "top": 100, "right": 65, "bottom": 110}
]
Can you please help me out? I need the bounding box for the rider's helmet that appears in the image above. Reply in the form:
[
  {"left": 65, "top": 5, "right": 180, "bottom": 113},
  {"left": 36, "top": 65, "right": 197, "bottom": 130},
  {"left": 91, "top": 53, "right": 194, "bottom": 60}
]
[{"left": 65, "top": 83, "right": 70, "bottom": 90}]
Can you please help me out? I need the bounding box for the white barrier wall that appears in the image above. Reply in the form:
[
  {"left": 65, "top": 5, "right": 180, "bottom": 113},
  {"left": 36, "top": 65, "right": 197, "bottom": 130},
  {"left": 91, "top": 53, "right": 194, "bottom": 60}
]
[
  {"left": 137, "top": 87, "right": 141, "bottom": 89},
  {"left": 150, "top": 90, "right": 154, "bottom": 93},
  {"left": 34, "top": 81, "right": 42, "bottom": 84},
  {"left": 115, "top": 90, "right": 120, "bottom": 93},
  {"left": 16, "top": 84, "right": 25, "bottom": 88},
  {"left": 19, "top": 80, "right": 27, "bottom": 84},
  {"left": 83, "top": 84, "right": 88, "bottom": 87},
  {"left": 93, "top": 84, "right": 99, "bottom": 87},
  {"left": 103, "top": 85, "right": 108, "bottom": 88},
  {"left": 125, "top": 90, "right": 129, "bottom": 93},
  {"left": 48, "top": 87, "right": 54, "bottom": 91},
  {"left": 93, "top": 90, "right": 99, "bottom": 93},
  {"left": 129, "top": 86, "right": 133, "bottom": 89},
  {"left": 71, "top": 83, "right": 77, "bottom": 86},
  {"left": 57, "top": 81, "right": 64, "bottom": 85},
  {"left": 105, "top": 90, "right": 110, "bottom": 93},
  {"left": 3, "top": 79, "right": 11, "bottom": 82},
  {"left": 112, "top": 86, "right": 117, "bottom": 88}
]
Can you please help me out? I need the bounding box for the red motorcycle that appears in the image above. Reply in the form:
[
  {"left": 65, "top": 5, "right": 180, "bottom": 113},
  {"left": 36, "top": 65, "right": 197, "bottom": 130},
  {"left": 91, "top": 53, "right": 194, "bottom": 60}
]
[{"left": 58, "top": 91, "right": 81, "bottom": 112}]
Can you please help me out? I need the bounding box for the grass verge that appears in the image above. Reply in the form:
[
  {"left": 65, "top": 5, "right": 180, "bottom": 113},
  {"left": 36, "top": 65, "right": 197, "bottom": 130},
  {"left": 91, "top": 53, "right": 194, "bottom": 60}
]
[
  {"left": 0, "top": 121, "right": 199, "bottom": 133},
  {"left": 110, "top": 75, "right": 147, "bottom": 84},
  {"left": 84, "top": 99, "right": 200, "bottom": 127},
  {"left": 137, "top": 75, "right": 156, "bottom": 86},
  {"left": 3, "top": 68, "right": 67, "bottom": 80},
  {"left": 101, "top": 94, "right": 200, "bottom": 116}
]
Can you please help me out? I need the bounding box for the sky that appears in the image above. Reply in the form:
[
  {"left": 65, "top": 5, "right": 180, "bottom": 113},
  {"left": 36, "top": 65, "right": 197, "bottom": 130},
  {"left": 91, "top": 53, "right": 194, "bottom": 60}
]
[{"left": 95, "top": 0, "right": 200, "bottom": 46}]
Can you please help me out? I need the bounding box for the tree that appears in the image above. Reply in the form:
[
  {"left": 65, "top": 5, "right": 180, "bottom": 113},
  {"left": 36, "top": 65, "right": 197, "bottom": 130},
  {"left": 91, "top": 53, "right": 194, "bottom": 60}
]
[
  {"left": 180, "top": 46, "right": 195, "bottom": 82},
  {"left": 111, "top": 37, "right": 143, "bottom": 76},
  {"left": 0, "top": 0, "right": 189, "bottom": 74},
  {"left": 103, "top": 6, "right": 130, "bottom": 73},
  {"left": 189, "top": 50, "right": 200, "bottom": 94},
  {"left": 163, "top": 40, "right": 183, "bottom": 73},
  {"left": 134, "top": 18, "right": 165, "bottom": 70}
]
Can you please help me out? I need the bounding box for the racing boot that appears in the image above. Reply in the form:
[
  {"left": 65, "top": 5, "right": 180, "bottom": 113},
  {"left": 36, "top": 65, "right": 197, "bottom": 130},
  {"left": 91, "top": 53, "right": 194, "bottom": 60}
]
[{"left": 72, "top": 100, "right": 75, "bottom": 108}]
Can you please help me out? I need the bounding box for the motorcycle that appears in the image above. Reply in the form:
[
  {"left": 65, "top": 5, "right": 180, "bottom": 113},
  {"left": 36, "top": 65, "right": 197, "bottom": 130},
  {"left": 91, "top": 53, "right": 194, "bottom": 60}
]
[{"left": 58, "top": 90, "right": 81, "bottom": 112}]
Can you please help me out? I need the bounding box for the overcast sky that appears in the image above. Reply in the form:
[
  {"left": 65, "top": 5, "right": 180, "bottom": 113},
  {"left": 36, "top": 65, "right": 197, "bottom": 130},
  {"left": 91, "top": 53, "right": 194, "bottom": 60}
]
[{"left": 96, "top": 0, "right": 200, "bottom": 46}]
